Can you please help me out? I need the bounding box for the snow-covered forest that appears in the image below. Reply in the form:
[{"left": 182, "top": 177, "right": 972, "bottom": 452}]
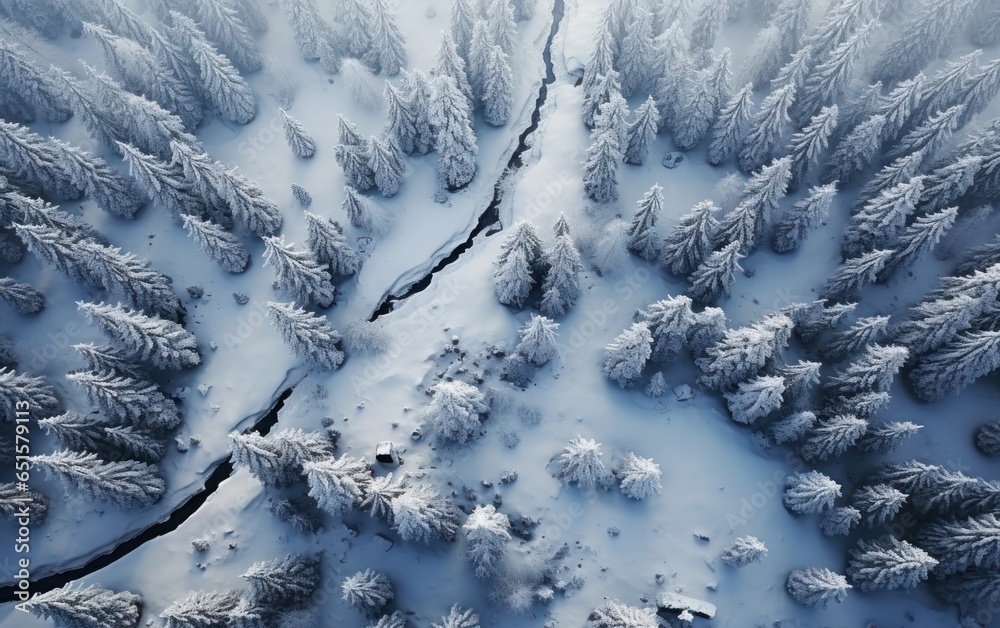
[{"left": 2, "top": 0, "right": 1000, "bottom": 625}]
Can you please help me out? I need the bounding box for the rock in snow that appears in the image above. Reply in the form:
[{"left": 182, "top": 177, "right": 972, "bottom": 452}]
[{"left": 656, "top": 591, "right": 717, "bottom": 619}]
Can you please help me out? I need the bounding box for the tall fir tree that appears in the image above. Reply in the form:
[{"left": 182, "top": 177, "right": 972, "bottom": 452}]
[
  {"left": 364, "top": 0, "right": 407, "bottom": 75},
  {"left": 819, "top": 249, "right": 893, "bottom": 303},
  {"left": 627, "top": 183, "right": 663, "bottom": 261},
  {"left": 687, "top": 241, "right": 744, "bottom": 306},
  {"left": 909, "top": 330, "right": 1000, "bottom": 401},
  {"left": 368, "top": 135, "right": 405, "bottom": 197},
  {"left": 708, "top": 82, "right": 754, "bottom": 166},
  {"left": 267, "top": 301, "right": 344, "bottom": 368},
  {"left": 304, "top": 212, "right": 359, "bottom": 276},
  {"left": 624, "top": 96, "right": 659, "bottom": 166},
  {"left": 772, "top": 183, "right": 837, "bottom": 253},
  {"left": 31, "top": 450, "right": 164, "bottom": 509},
  {"left": 188, "top": 0, "right": 263, "bottom": 71},
  {"left": 540, "top": 216, "right": 582, "bottom": 317},
  {"left": 823, "top": 114, "right": 885, "bottom": 184},
  {"left": 878, "top": 207, "right": 957, "bottom": 281},
  {"left": 661, "top": 200, "right": 720, "bottom": 276},
  {"left": 77, "top": 301, "right": 200, "bottom": 369},
  {"left": 25, "top": 585, "right": 140, "bottom": 628},
  {"left": 431, "top": 75, "right": 478, "bottom": 189},
  {"left": 181, "top": 214, "right": 249, "bottom": 273},
  {"left": 738, "top": 83, "right": 796, "bottom": 174},
  {"left": 262, "top": 236, "right": 335, "bottom": 308},
  {"left": 279, "top": 108, "right": 316, "bottom": 158},
  {"left": 435, "top": 31, "right": 473, "bottom": 107},
  {"left": 482, "top": 44, "right": 514, "bottom": 126},
  {"left": 844, "top": 177, "right": 925, "bottom": 256},
  {"left": 786, "top": 105, "right": 838, "bottom": 189},
  {"left": 796, "top": 21, "right": 876, "bottom": 123},
  {"left": 872, "top": 0, "right": 980, "bottom": 83}
]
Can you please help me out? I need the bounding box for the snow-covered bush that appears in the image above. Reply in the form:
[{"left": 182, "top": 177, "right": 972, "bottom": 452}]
[
  {"left": 554, "top": 435, "right": 612, "bottom": 489},
  {"left": 342, "top": 569, "right": 393, "bottom": 616},
  {"left": 644, "top": 372, "right": 668, "bottom": 398},
  {"left": 424, "top": 380, "right": 488, "bottom": 443},
  {"left": 784, "top": 470, "right": 840, "bottom": 514},
  {"left": 615, "top": 452, "right": 662, "bottom": 499},
  {"left": 721, "top": 535, "right": 768, "bottom": 567},
  {"left": 432, "top": 604, "right": 479, "bottom": 628}
]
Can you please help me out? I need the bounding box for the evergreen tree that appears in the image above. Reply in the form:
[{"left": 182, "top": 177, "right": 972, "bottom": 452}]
[
  {"left": 650, "top": 22, "right": 690, "bottom": 130},
  {"left": 463, "top": 504, "right": 511, "bottom": 579},
  {"left": 852, "top": 149, "right": 926, "bottom": 211},
  {"left": 515, "top": 314, "right": 559, "bottom": 365},
  {"left": 717, "top": 156, "right": 793, "bottom": 253},
  {"left": 739, "top": 84, "right": 795, "bottom": 173},
  {"left": 482, "top": 44, "right": 514, "bottom": 126},
  {"left": 304, "top": 212, "right": 359, "bottom": 276},
  {"left": 787, "top": 106, "right": 838, "bottom": 189},
  {"left": 909, "top": 330, "right": 1000, "bottom": 401},
  {"left": 603, "top": 323, "right": 652, "bottom": 388},
  {"left": 792, "top": 300, "right": 857, "bottom": 343},
  {"left": 433, "top": 604, "right": 480, "bottom": 628},
  {"left": 689, "top": 0, "right": 727, "bottom": 53},
  {"left": 825, "top": 344, "right": 909, "bottom": 396},
  {"left": 31, "top": 450, "right": 164, "bottom": 508},
  {"left": 117, "top": 142, "right": 204, "bottom": 218},
  {"left": 875, "top": 75, "right": 926, "bottom": 143},
  {"left": 645, "top": 372, "right": 668, "bottom": 398},
  {"left": 886, "top": 105, "right": 964, "bottom": 163},
  {"left": 785, "top": 470, "right": 841, "bottom": 514},
  {"left": 878, "top": 206, "right": 957, "bottom": 281},
  {"left": 802, "top": 0, "right": 875, "bottom": 58},
  {"left": 279, "top": 108, "right": 316, "bottom": 158},
  {"left": 662, "top": 200, "right": 720, "bottom": 276},
  {"left": 626, "top": 184, "right": 663, "bottom": 261},
  {"left": 936, "top": 570, "right": 1000, "bottom": 604},
  {"left": 787, "top": 568, "right": 851, "bottom": 607},
  {"left": 821, "top": 506, "right": 861, "bottom": 537},
  {"left": 435, "top": 32, "right": 473, "bottom": 106},
  {"left": 243, "top": 553, "right": 321, "bottom": 606},
  {"left": 266, "top": 301, "right": 344, "bottom": 369},
  {"left": 304, "top": 454, "right": 372, "bottom": 516},
  {"left": 689, "top": 306, "right": 728, "bottom": 358},
  {"left": 616, "top": 6, "right": 654, "bottom": 97},
  {"left": 230, "top": 428, "right": 331, "bottom": 486},
  {"left": 721, "top": 535, "right": 768, "bottom": 567},
  {"left": 67, "top": 367, "right": 181, "bottom": 430},
  {"left": 919, "top": 156, "right": 982, "bottom": 213},
  {"left": 0, "top": 277, "right": 42, "bottom": 314},
  {"left": 278, "top": 0, "right": 330, "bottom": 59},
  {"left": 342, "top": 568, "right": 393, "bottom": 615},
  {"left": 365, "top": 0, "right": 407, "bottom": 75},
  {"left": 708, "top": 82, "right": 754, "bottom": 166},
  {"left": 188, "top": 33, "right": 256, "bottom": 124},
  {"left": 847, "top": 538, "right": 937, "bottom": 591},
  {"left": 589, "top": 600, "right": 658, "bottom": 628},
  {"left": 161, "top": 590, "right": 242, "bottom": 627},
  {"left": 624, "top": 96, "right": 659, "bottom": 165},
  {"left": 424, "top": 380, "right": 488, "bottom": 442},
  {"left": 384, "top": 81, "right": 420, "bottom": 156},
  {"left": 616, "top": 452, "right": 662, "bottom": 500},
  {"left": 189, "top": 0, "right": 263, "bottom": 71},
  {"left": 342, "top": 0, "right": 373, "bottom": 57},
  {"left": 697, "top": 314, "right": 793, "bottom": 390},
  {"left": 724, "top": 375, "right": 785, "bottom": 424},
  {"left": 823, "top": 114, "right": 887, "bottom": 184},
  {"left": 73, "top": 343, "right": 141, "bottom": 378},
  {"left": 777, "top": 360, "right": 821, "bottom": 401},
  {"left": 25, "top": 584, "right": 140, "bottom": 628},
  {"left": 855, "top": 420, "right": 920, "bottom": 454},
  {"left": 802, "top": 415, "right": 868, "bottom": 461},
  {"left": 182, "top": 214, "right": 249, "bottom": 273},
  {"left": 451, "top": 0, "right": 478, "bottom": 59},
  {"left": 823, "top": 315, "right": 890, "bottom": 361},
  {"left": 555, "top": 434, "right": 612, "bottom": 488},
  {"left": 12, "top": 222, "right": 94, "bottom": 286},
  {"left": 0, "top": 121, "right": 84, "bottom": 199},
  {"left": 872, "top": 0, "right": 980, "bottom": 83},
  {"left": 0, "top": 368, "right": 59, "bottom": 422},
  {"left": 401, "top": 70, "right": 437, "bottom": 156},
  {"left": 853, "top": 484, "right": 907, "bottom": 527},
  {"left": 540, "top": 218, "right": 582, "bottom": 317},
  {"left": 0, "top": 42, "right": 72, "bottom": 123},
  {"left": 636, "top": 296, "right": 695, "bottom": 362},
  {"left": 79, "top": 240, "right": 182, "bottom": 319},
  {"left": 390, "top": 483, "right": 459, "bottom": 543},
  {"left": 772, "top": 183, "right": 837, "bottom": 253},
  {"left": 77, "top": 301, "right": 199, "bottom": 369},
  {"left": 431, "top": 75, "right": 478, "bottom": 189},
  {"left": 494, "top": 221, "right": 542, "bottom": 306},
  {"left": 954, "top": 57, "right": 1000, "bottom": 128},
  {"left": 368, "top": 135, "right": 405, "bottom": 197},
  {"left": 262, "top": 235, "right": 335, "bottom": 307},
  {"left": 343, "top": 186, "right": 391, "bottom": 236},
  {"left": 49, "top": 139, "right": 145, "bottom": 219},
  {"left": 769, "top": 410, "right": 816, "bottom": 444},
  {"left": 467, "top": 20, "right": 495, "bottom": 99},
  {"left": 820, "top": 249, "right": 891, "bottom": 302},
  {"left": 360, "top": 472, "right": 406, "bottom": 521}
]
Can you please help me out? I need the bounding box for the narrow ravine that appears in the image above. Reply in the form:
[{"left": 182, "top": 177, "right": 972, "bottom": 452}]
[
  {"left": 371, "top": 0, "right": 566, "bottom": 320},
  {"left": 1, "top": 0, "right": 567, "bottom": 603}
]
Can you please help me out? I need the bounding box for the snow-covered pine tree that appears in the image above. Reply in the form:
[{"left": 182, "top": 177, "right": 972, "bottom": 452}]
[
  {"left": 857, "top": 421, "right": 921, "bottom": 454},
  {"left": 515, "top": 314, "right": 559, "bottom": 366},
  {"left": 886, "top": 105, "right": 965, "bottom": 163},
  {"left": 424, "top": 380, "right": 488, "bottom": 443},
  {"left": 848, "top": 538, "right": 937, "bottom": 591},
  {"left": 390, "top": 483, "right": 459, "bottom": 543},
  {"left": 278, "top": 108, "right": 315, "bottom": 158},
  {"left": 909, "top": 330, "right": 1000, "bottom": 401},
  {"left": 852, "top": 484, "right": 907, "bottom": 527},
  {"left": 359, "top": 472, "right": 406, "bottom": 521},
  {"left": 650, "top": 21, "right": 689, "bottom": 131},
  {"left": 31, "top": 450, "right": 164, "bottom": 508},
  {"left": 431, "top": 75, "right": 478, "bottom": 189},
  {"left": 46, "top": 139, "right": 145, "bottom": 219},
  {"left": 0, "top": 368, "right": 59, "bottom": 422},
  {"left": 819, "top": 249, "right": 892, "bottom": 302},
  {"left": 796, "top": 21, "right": 876, "bottom": 122},
  {"left": 822, "top": 114, "right": 887, "bottom": 184},
  {"left": 875, "top": 74, "right": 926, "bottom": 143},
  {"left": 872, "top": 0, "right": 980, "bottom": 83},
  {"left": 917, "top": 513, "right": 1000, "bottom": 575},
  {"left": 801, "top": 0, "right": 874, "bottom": 57},
  {"left": 662, "top": 200, "right": 720, "bottom": 276},
  {"left": 823, "top": 315, "right": 890, "bottom": 361},
  {"left": 589, "top": 600, "right": 658, "bottom": 628},
  {"left": 769, "top": 410, "right": 816, "bottom": 444},
  {"left": 243, "top": 553, "right": 321, "bottom": 606},
  {"left": 853, "top": 149, "right": 925, "bottom": 213},
  {"left": 583, "top": 98, "right": 626, "bottom": 203},
  {"left": 433, "top": 604, "right": 480, "bottom": 628},
  {"left": 0, "top": 277, "right": 42, "bottom": 314},
  {"left": 725, "top": 375, "right": 785, "bottom": 424},
  {"left": 161, "top": 590, "right": 241, "bottom": 627},
  {"left": 364, "top": 0, "right": 407, "bottom": 75},
  {"left": 540, "top": 218, "right": 583, "bottom": 317},
  {"left": 772, "top": 183, "right": 837, "bottom": 253},
  {"left": 697, "top": 313, "right": 793, "bottom": 390},
  {"left": 435, "top": 31, "right": 473, "bottom": 107},
  {"left": 821, "top": 506, "right": 861, "bottom": 537},
  {"left": 67, "top": 369, "right": 180, "bottom": 431},
  {"left": 400, "top": 70, "right": 437, "bottom": 156},
  {"left": 187, "top": 33, "right": 256, "bottom": 124},
  {"left": 636, "top": 296, "right": 695, "bottom": 362},
  {"left": 977, "top": 420, "right": 1000, "bottom": 456},
  {"left": 342, "top": 186, "right": 391, "bottom": 236},
  {"left": 645, "top": 372, "right": 668, "bottom": 398},
  {"left": 77, "top": 240, "right": 182, "bottom": 319},
  {"left": 117, "top": 142, "right": 204, "bottom": 218},
  {"left": 894, "top": 295, "right": 979, "bottom": 356},
  {"left": 721, "top": 535, "right": 767, "bottom": 567},
  {"left": 802, "top": 414, "right": 869, "bottom": 461},
  {"left": 825, "top": 344, "right": 909, "bottom": 396},
  {"left": 12, "top": 222, "right": 95, "bottom": 286},
  {"left": 707, "top": 82, "right": 754, "bottom": 166},
  {"left": 793, "top": 300, "right": 856, "bottom": 344},
  {"left": 73, "top": 342, "right": 141, "bottom": 378},
  {"left": 367, "top": 135, "right": 405, "bottom": 198},
  {"left": 616, "top": 452, "right": 662, "bottom": 500},
  {"left": 463, "top": 504, "right": 511, "bottom": 579},
  {"left": 266, "top": 301, "right": 343, "bottom": 368},
  {"left": 936, "top": 570, "right": 1000, "bottom": 605},
  {"left": 877, "top": 206, "right": 957, "bottom": 281},
  {"left": 624, "top": 96, "right": 659, "bottom": 166},
  {"left": 304, "top": 454, "right": 371, "bottom": 516},
  {"left": 0, "top": 41, "right": 72, "bottom": 123},
  {"left": 626, "top": 183, "right": 663, "bottom": 261},
  {"left": 230, "top": 428, "right": 331, "bottom": 486},
  {"left": 384, "top": 81, "right": 420, "bottom": 158},
  {"left": 467, "top": 20, "right": 496, "bottom": 99},
  {"left": 0, "top": 481, "right": 47, "bottom": 524},
  {"left": 919, "top": 156, "right": 982, "bottom": 213},
  {"left": 689, "top": 0, "right": 726, "bottom": 53},
  {"left": 181, "top": 214, "right": 249, "bottom": 273},
  {"left": 342, "top": 0, "right": 373, "bottom": 56},
  {"left": 784, "top": 470, "right": 841, "bottom": 514},
  {"left": 482, "top": 44, "right": 514, "bottom": 127},
  {"left": 262, "top": 235, "right": 335, "bottom": 308},
  {"left": 673, "top": 56, "right": 728, "bottom": 151},
  {"left": 451, "top": 0, "right": 478, "bottom": 61},
  {"left": 0, "top": 121, "right": 84, "bottom": 200},
  {"left": 603, "top": 323, "right": 652, "bottom": 388},
  {"left": 554, "top": 435, "right": 612, "bottom": 489},
  {"left": 304, "top": 213, "right": 359, "bottom": 276},
  {"left": 488, "top": 0, "right": 518, "bottom": 57},
  {"left": 717, "top": 156, "right": 793, "bottom": 253},
  {"left": 77, "top": 301, "right": 199, "bottom": 369},
  {"left": 336, "top": 139, "right": 375, "bottom": 193},
  {"left": 738, "top": 84, "right": 795, "bottom": 174},
  {"left": 787, "top": 568, "right": 851, "bottom": 607},
  {"left": 952, "top": 56, "right": 1000, "bottom": 128},
  {"left": 25, "top": 584, "right": 140, "bottom": 628},
  {"left": 777, "top": 360, "right": 821, "bottom": 402},
  {"left": 687, "top": 240, "right": 744, "bottom": 305},
  {"left": 188, "top": 0, "right": 262, "bottom": 71},
  {"left": 787, "top": 106, "right": 838, "bottom": 189},
  {"left": 617, "top": 7, "right": 654, "bottom": 97}
]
